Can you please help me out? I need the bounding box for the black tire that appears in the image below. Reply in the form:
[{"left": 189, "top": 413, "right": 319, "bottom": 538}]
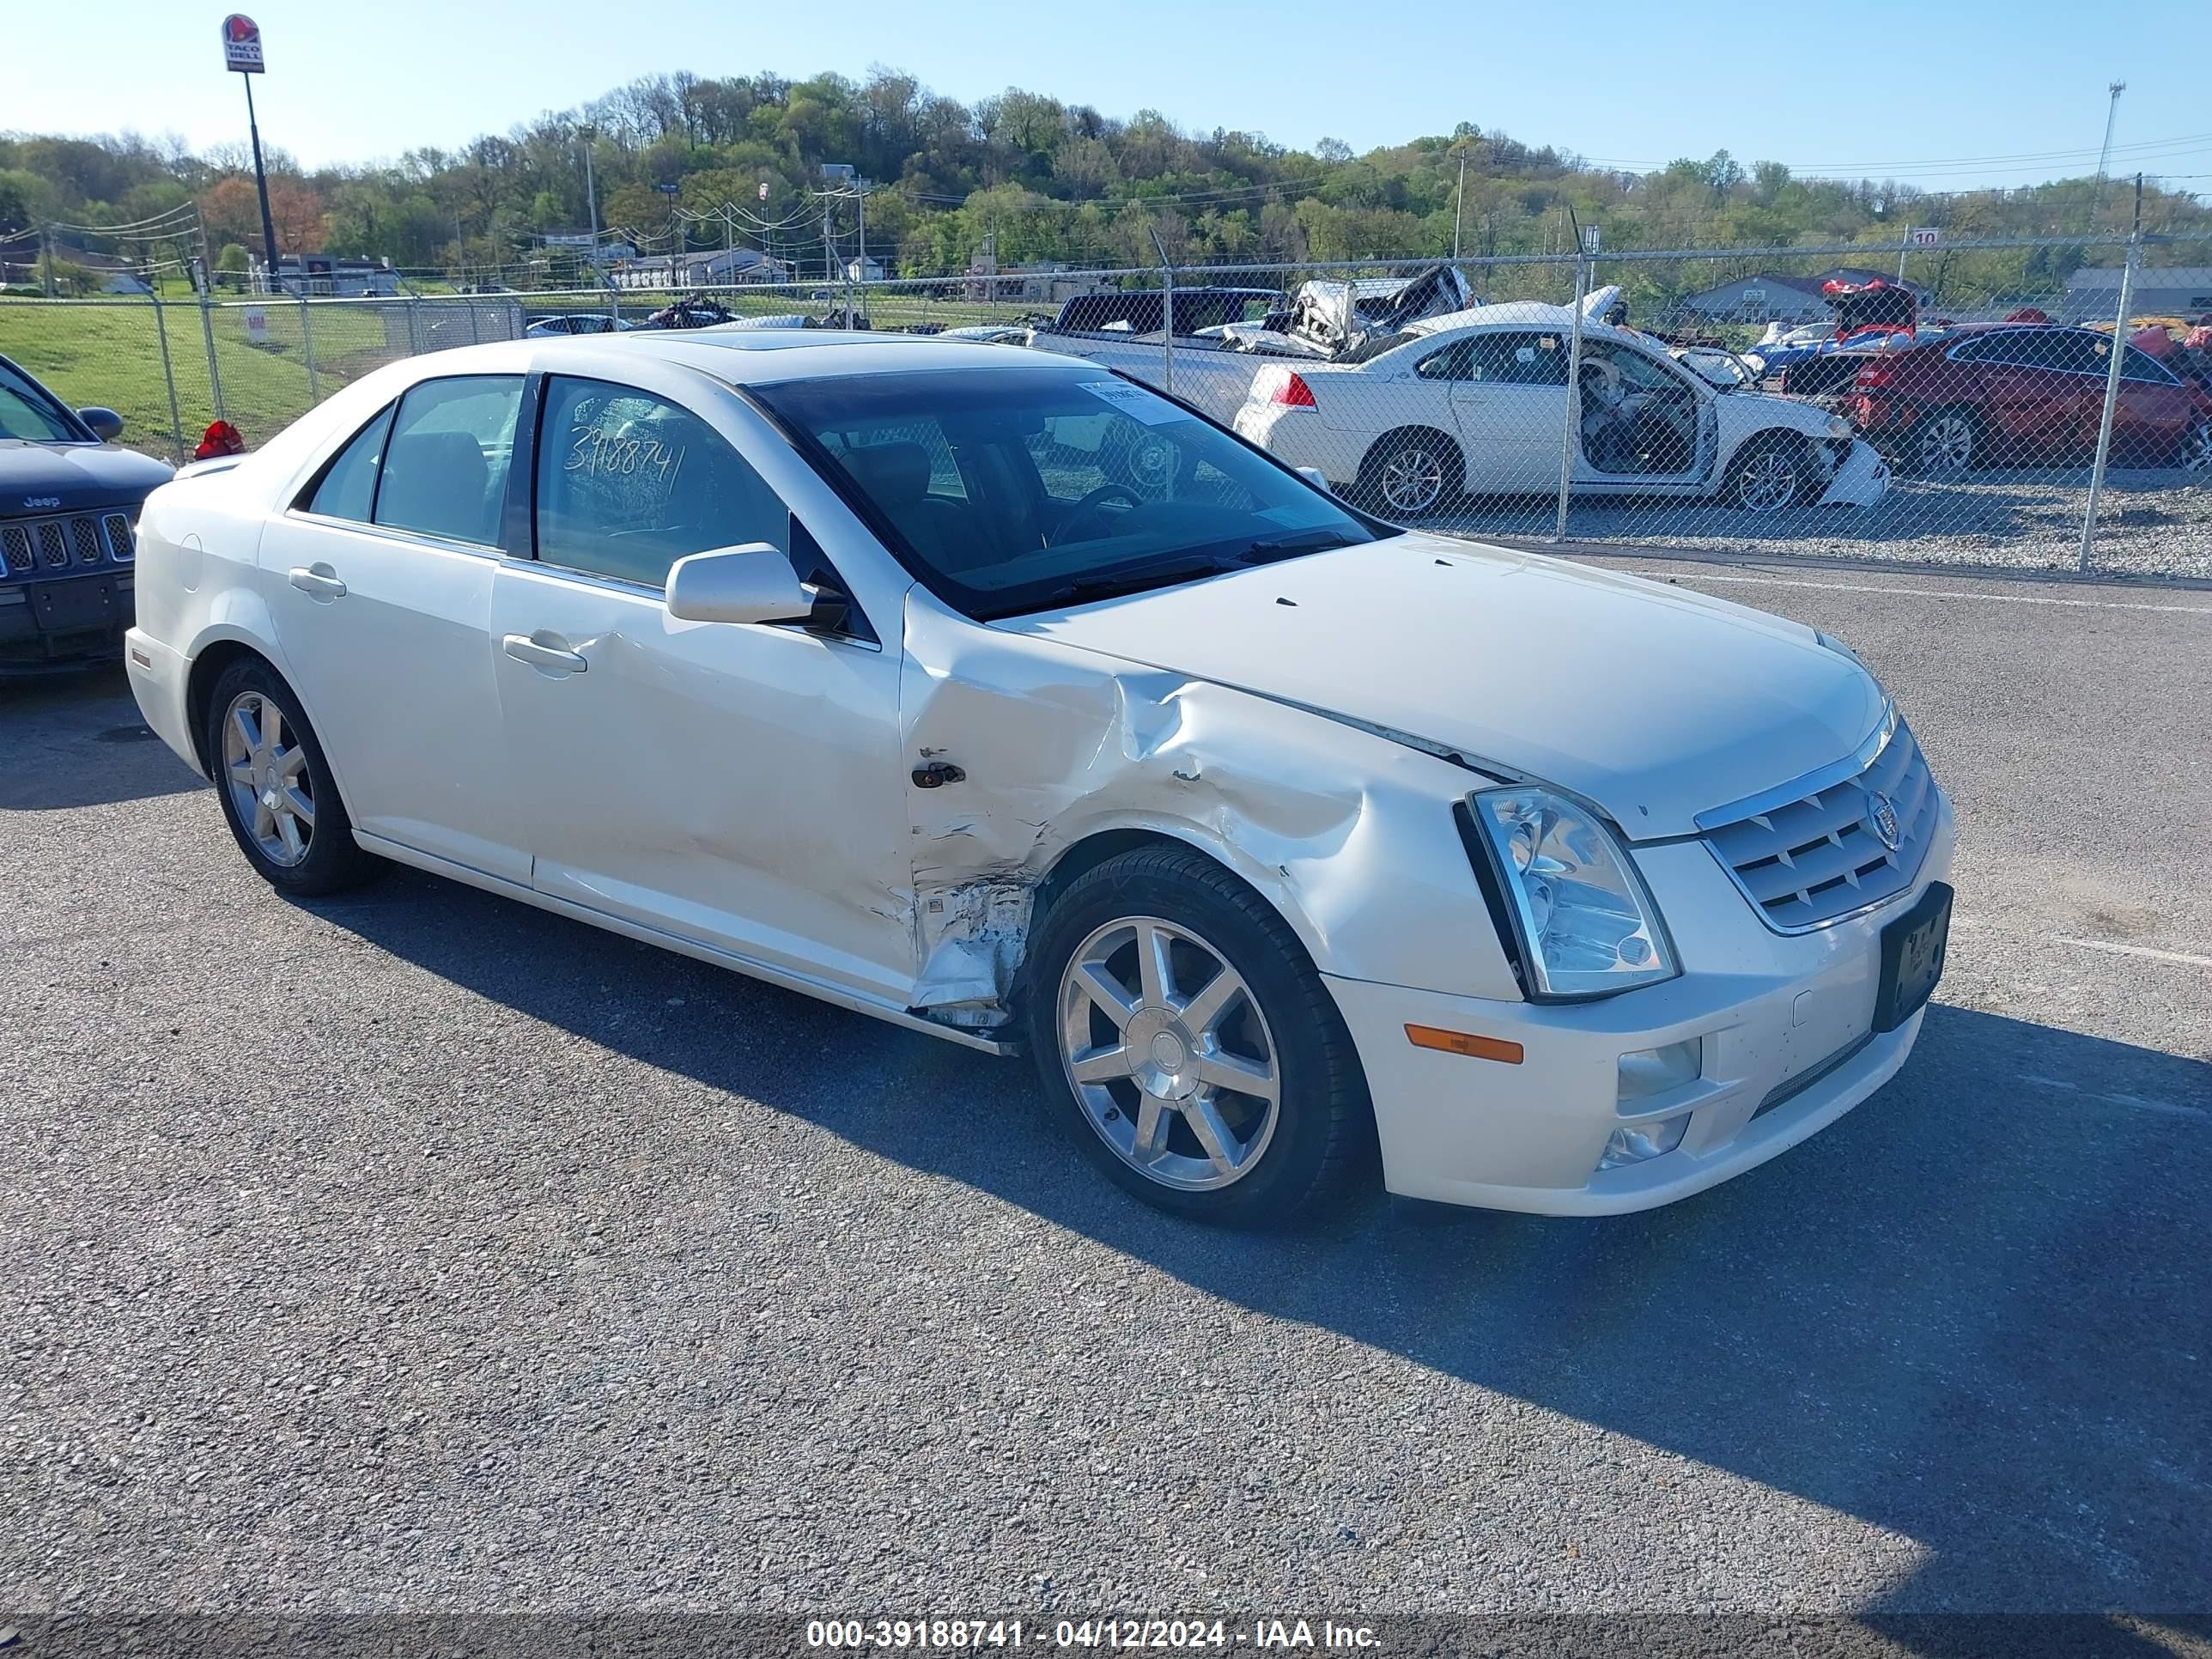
[
  {"left": 2177, "top": 415, "right": 2212, "bottom": 475},
  {"left": 1354, "top": 427, "right": 1461, "bottom": 519},
  {"left": 1903, "top": 404, "right": 1979, "bottom": 477},
  {"left": 1023, "top": 845, "right": 1373, "bottom": 1227},
  {"left": 203, "top": 656, "right": 382, "bottom": 897},
  {"left": 1722, "top": 432, "right": 1821, "bottom": 512}
]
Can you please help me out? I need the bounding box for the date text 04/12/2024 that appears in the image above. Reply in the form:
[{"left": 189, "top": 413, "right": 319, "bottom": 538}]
[{"left": 804, "top": 1620, "right": 1382, "bottom": 1650}]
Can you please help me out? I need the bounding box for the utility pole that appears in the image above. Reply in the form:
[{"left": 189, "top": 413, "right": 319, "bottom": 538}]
[
  {"left": 580, "top": 124, "right": 599, "bottom": 243},
  {"left": 1452, "top": 146, "right": 1469, "bottom": 263}
]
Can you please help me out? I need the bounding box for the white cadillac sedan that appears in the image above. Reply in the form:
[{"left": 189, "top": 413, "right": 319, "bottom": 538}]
[
  {"left": 1232, "top": 299, "right": 1893, "bottom": 518},
  {"left": 125, "top": 332, "right": 1952, "bottom": 1226}
]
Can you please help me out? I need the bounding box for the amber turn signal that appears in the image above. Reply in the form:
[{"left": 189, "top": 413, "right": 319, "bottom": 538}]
[{"left": 1405, "top": 1024, "right": 1523, "bottom": 1064}]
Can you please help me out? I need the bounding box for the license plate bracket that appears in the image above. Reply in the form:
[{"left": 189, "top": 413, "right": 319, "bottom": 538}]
[
  {"left": 30, "top": 577, "right": 120, "bottom": 635},
  {"left": 1874, "top": 880, "right": 1952, "bottom": 1033}
]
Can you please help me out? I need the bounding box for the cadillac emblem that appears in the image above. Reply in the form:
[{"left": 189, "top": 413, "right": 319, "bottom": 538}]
[{"left": 1868, "top": 792, "right": 1901, "bottom": 852}]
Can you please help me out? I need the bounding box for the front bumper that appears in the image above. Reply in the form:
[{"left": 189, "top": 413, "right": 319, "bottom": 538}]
[
  {"left": 1814, "top": 437, "right": 1891, "bottom": 507},
  {"left": 1332, "top": 791, "right": 1954, "bottom": 1214},
  {"left": 0, "top": 571, "right": 135, "bottom": 671}
]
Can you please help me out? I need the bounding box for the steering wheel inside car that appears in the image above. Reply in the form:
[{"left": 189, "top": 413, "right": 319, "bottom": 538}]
[{"left": 1051, "top": 483, "right": 1143, "bottom": 544}]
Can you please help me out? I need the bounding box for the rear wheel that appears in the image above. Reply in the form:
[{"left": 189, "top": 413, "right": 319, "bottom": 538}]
[
  {"left": 204, "top": 658, "right": 381, "bottom": 896},
  {"left": 1908, "top": 406, "right": 1979, "bottom": 477},
  {"left": 1024, "top": 846, "right": 1371, "bottom": 1227},
  {"left": 1357, "top": 428, "right": 1460, "bottom": 518}
]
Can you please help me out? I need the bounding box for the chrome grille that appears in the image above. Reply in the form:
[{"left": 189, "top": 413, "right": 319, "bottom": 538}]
[
  {"left": 1704, "top": 720, "right": 1938, "bottom": 933},
  {"left": 1, "top": 513, "right": 130, "bottom": 576}
]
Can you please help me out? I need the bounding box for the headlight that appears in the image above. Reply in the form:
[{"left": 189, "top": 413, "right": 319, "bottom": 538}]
[
  {"left": 1826, "top": 415, "right": 1854, "bottom": 441},
  {"left": 1468, "top": 787, "right": 1678, "bottom": 1000}
]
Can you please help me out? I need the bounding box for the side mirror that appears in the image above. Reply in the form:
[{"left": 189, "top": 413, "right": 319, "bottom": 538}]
[
  {"left": 79, "top": 407, "right": 124, "bottom": 441},
  {"left": 666, "top": 544, "right": 842, "bottom": 629},
  {"left": 1294, "top": 465, "right": 1330, "bottom": 493}
]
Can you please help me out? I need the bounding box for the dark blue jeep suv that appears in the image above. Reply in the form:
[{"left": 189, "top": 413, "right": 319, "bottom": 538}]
[{"left": 0, "top": 354, "right": 173, "bottom": 670}]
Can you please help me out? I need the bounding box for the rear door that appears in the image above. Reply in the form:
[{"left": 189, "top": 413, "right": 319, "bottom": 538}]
[
  {"left": 1983, "top": 330, "right": 2102, "bottom": 454},
  {"left": 2110, "top": 343, "right": 2194, "bottom": 466},
  {"left": 258, "top": 374, "right": 530, "bottom": 881},
  {"left": 1426, "top": 330, "right": 1569, "bottom": 493}
]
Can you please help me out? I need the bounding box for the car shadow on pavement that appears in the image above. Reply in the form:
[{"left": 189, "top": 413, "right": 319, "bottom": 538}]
[
  {"left": 307, "top": 866, "right": 2212, "bottom": 1634},
  {"left": 0, "top": 669, "right": 206, "bottom": 811}
]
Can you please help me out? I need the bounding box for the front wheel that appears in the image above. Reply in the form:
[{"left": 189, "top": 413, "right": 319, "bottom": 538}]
[
  {"left": 1723, "top": 434, "right": 1817, "bottom": 512},
  {"left": 2179, "top": 416, "right": 2212, "bottom": 475},
  {"left": 1024, "top": 846, "right": 1372, "bottom": 1226}
]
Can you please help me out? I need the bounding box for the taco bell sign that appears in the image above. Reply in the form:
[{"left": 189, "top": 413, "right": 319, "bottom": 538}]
[{"left": 222, "top": 14, "right": 265, "bottom": 73}]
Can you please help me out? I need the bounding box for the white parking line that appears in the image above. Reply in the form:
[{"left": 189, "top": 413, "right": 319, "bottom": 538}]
[
  {"left": 2017, "top": 1074, "right": 2209, "bottom": 1120},
  {"left": 1651, "top": 572, "right": 2212, "bottom": 616},
  {"left": 1952, "top": 914, "right": 2212, "bottom": 969},
  {"left": 2047, "top": 935, "right": 2212, "bottom": 969}
]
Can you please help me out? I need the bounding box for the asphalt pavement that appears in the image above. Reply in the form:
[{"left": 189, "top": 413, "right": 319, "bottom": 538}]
[{"left": 1, "top": 551, "right": 2208, "bottom": 1638}]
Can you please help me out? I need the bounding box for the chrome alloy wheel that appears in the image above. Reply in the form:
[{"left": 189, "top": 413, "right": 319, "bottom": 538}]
[
  {"left": 1377, "top": 443, "right": 1448, "bottom": 514},
  {"left": 1919, "top": 413, "right": 1975, "bottom": 473},
  {"left": 221, "top": 690, "right": 315, "bottom": 866},
  {"left": 1055, "top": 915, "right": 1281, "bottom": 1192},
  {"left": 1735, "top": 447, "right": 1800, "bottom": 512}
]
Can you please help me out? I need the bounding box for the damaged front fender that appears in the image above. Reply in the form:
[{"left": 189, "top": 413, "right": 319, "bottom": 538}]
[{"left": 896, "top": 589, "right": 1519, "bottom": 1025}]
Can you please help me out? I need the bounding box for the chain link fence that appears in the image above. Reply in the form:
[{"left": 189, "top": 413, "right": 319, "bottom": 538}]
[{"left": 4, "top": 233, "right": 2207, "bottom": 576}]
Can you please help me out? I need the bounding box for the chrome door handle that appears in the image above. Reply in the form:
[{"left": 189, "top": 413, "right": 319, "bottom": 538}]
[
  {"left": 501, "top": 633, "right": 589, "bottom": 674},
  {"left": 289, "top": 565, "right": 347, "bottom": 599}
]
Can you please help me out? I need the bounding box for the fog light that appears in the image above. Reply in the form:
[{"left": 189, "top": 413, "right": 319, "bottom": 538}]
[
  {"left": 1618, "top": 1038, "right": 1700, "bottom": 1103},
  {"left": 1598, "top": 1115, "right": 1688, "bottom": 1170}
]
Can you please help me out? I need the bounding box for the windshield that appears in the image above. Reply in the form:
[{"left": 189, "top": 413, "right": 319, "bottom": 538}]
[
  {"left": 752, "top": 367, "right": 1393, "bottom": 619},
  {"left": 0, "top": 361, "right": 83, "bottom": 443}
]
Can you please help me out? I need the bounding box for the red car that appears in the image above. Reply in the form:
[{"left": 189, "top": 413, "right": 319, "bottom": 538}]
[{"left": 1847, "top": 322, "right": 2212, "bottom": 476}]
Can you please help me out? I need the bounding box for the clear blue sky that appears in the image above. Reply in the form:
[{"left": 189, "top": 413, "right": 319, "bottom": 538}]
[{"left": 14, "top": 0, "right": 2209, "bottom": 194}]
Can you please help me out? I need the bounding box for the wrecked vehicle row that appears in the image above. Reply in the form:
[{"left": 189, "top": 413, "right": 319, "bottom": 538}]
[{"left": 124, "top": 330, "right": 1952, "bottom": 1224}]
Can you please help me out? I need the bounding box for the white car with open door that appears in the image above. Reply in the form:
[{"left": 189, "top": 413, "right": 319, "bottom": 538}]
[
  {"left": 125, "top": 332, "right": 1951, "bottom": 1225},
  {"left": 1232, "top": 296, "right": 1892, "bottom": 519}
]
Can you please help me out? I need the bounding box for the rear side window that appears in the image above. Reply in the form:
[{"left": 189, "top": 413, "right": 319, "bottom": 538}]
[
  {"left": 535, "top": 376, "right": 789, "bottom": 589},
  {"left": 373, "top": 375, "right": 524, "bottom": 547},
  {"left": 306, "top": 404, "right": 394, "bottom": 522},
  {"left": 2122, "top": 345, "right": 2180, "bottom": 385},
  {"left": 1468, "top": 331, "right": 1570, "bottom": 386}
]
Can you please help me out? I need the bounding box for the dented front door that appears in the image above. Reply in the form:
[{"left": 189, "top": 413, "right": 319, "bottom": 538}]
[{"left": 491, "top": 564, "right": 918, "bottom": 1006}]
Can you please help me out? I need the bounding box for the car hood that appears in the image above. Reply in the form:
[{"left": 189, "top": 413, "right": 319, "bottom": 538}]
[
  {"left": 994, "top": 534, "right": 1885, "bottom": 839},
  {"left": 0, "top": 440, "right": 174, "bottom": 514}
]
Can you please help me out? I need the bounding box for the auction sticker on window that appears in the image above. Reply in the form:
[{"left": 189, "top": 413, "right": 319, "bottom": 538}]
[{"left": 1079, "top": 380, "right": 1192, "bottom": 423}]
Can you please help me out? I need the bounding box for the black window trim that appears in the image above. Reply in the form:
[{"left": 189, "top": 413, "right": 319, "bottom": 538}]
[{"left": 289, "top": 397, "right": 397, "bottom": 520}]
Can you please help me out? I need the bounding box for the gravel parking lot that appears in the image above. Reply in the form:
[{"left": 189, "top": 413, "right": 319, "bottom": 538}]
[
  {"left": 1451, "top": 467, "right": 2212, "bottom": 580},
  {"left": 2, "top": 553, "right": 2209, "bottom": 1638}
]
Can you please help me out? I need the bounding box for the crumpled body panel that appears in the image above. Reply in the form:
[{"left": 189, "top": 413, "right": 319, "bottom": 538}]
[{"left": 895, "top": 590, "right": 1517, "bottom": 1024}]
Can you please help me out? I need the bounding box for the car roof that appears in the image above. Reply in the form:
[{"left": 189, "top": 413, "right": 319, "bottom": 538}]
[
  {"left": 1408, "top": 300, "right": 1630, "bottom": 341},
  {"left": 528, "top": 330, "right": 1097, "bottom": 383}
]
